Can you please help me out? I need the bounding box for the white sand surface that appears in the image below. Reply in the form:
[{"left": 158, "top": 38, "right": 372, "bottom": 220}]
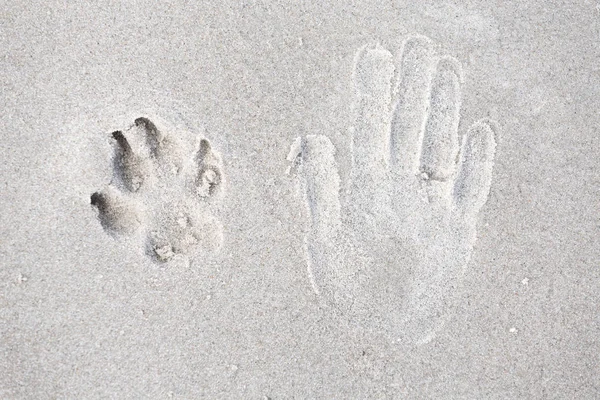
[{"left": 1, "top": 1, "right": 599, "bottom": 398}]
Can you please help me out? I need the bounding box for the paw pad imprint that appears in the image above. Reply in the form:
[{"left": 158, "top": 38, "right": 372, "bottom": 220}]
[{"left": 91, "top": 117, "right": 224, "bottom": 262}]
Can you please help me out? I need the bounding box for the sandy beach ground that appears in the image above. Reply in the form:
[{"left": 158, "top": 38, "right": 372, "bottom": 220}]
[{"left": 1, "top": 1, "right": 599, "bottom": 398}]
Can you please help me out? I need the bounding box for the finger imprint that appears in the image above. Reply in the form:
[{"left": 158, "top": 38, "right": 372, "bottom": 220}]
[
  {"left": 301, "top": 135, "right": 342, "bottom": 240},
  {"left": 390, "top": 35, "right": 434, "bottom": 172},
  {"left": 352, "top": 44, "right": 394, "bottom": 182},
  {"left": 420, "top": 57, "right": 462, "bottom": 181},
  {"left": 294, "top": 135, "right": 343, "bottom": 298},
  {"left": 452, "top": 120, "right": 497, "bottom": 216}
]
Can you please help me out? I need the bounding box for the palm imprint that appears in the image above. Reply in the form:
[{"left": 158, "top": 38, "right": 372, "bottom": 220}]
[
  {"left": 289, "top": 36, "right": 497, "bottom": 344},
  {"left": 91, "top": 117, "right": 224, "bottom": 263}
]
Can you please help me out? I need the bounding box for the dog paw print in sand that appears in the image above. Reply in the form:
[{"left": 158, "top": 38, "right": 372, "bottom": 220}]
[
  {"left": 288, "top": 36, "right": 497, "bottom": 344},
  {"left": 91, "top": 117, "right": 224, "bottom": 263}
]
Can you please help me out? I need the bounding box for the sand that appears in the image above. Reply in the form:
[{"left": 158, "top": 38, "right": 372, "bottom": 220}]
[{"left": 1, "top": 1, "right": 599, "bottom": 398}]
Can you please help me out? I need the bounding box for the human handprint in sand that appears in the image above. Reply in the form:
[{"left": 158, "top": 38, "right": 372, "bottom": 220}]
[{"left": 289, "top": 36, "right": 496, "bottom": 344}]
